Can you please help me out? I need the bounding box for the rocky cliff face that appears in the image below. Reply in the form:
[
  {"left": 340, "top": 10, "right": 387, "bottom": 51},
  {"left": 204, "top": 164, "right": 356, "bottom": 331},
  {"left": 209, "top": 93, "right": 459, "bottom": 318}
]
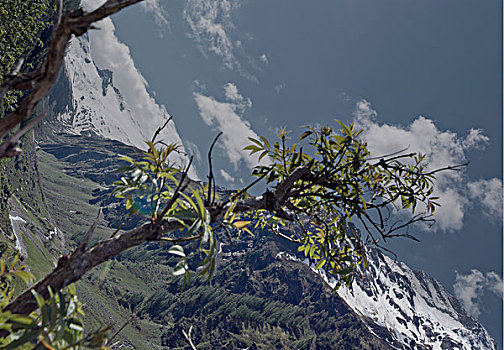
[{"left": 306, "top": 249, "right": 498, "bottom": 350}]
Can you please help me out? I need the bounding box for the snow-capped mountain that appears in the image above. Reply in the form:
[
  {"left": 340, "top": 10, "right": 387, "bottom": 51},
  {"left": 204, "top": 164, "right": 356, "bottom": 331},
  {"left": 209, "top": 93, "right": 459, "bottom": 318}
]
[
  {"left": 277, "top": 248, "right": 497, "bottom": 349},
  {"left": 48, "top": 13, "right": 195, "bottom": 177},
  {"left": 309, "top": 249, "right": 498, "bottom": 350}
]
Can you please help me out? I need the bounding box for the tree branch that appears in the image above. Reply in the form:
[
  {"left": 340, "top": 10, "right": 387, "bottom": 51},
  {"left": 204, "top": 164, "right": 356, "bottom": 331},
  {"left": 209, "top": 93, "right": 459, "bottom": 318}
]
[
  {"left": 0, "top": 112, "right": 47, "bottom": 157},
  {"left": 206, "top": 132, "right": 223, "bottom": 205},
  {"left": 0, "top": 0, "right": 146, "bottom": 157},
  {"left": 4, "top": 166, "right": 314, "bottom": 317},
  {"left": 4, "top": 218, "right": 182, "bottom": 317},
  {"left": 150, "top": 116, "right": 172, "bottom": 145}
]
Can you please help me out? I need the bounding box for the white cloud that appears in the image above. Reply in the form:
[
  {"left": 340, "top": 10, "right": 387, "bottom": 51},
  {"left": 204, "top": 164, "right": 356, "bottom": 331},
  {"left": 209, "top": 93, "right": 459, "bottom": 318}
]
[
  {"left": 462, "top": 128, "right": 490, "bottom": 150},
  {"left": 194, "top": 85, "right": 266, "bottom": 169},
  {"left": 353, "top": 98, "right": 494, "bottom": 232},
  {"left": 274, "top": 83, "right": 286, "bottom": 93},
  {"left": 183, "top": 0, "right": 239, "bottom": 69},
  {"left": 354, "top": 98, "right": 377, "bottom": 120},
  {"left": 468, "top": 178, "right": 503, "bottom": 222},
  {"left": 454, "top": 269, "right": 503, "bottom": 319},
  {"left": 219, "top": 169, "right": 235, "bottom": 183},
  {"left": 260, "top": 53, "right": 269, "bottom": 64},
  {"left": 434, "top": 188, "right": 468, "bottom": 231},
  {"left": 224, "top": 82, "right": 240, "bottom": 101},
  {"left": 183, "top": 0, "right": 257, "bottom": 81},
  {"left": 139, "top": 0, "right": 170, "bottom": 32},
  {"left": 224, "top": 82, "right": 252, "bottom": 110}
]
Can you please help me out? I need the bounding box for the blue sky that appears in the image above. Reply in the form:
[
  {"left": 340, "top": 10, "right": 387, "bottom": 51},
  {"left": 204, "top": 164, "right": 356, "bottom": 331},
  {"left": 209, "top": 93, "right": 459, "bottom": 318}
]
[{"left": 87, "top": 0, "right": 502, "bottom": 345}]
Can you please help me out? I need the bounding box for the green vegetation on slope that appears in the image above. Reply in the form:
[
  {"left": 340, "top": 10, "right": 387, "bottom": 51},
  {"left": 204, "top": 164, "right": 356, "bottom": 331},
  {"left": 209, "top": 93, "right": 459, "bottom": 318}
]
[
  {"left": 0, "top": 0, "right": 55, "bottom": 113},
  {"left": 0, "top": 0, "right": 64, "bottom": 259},
  {"left": 34, "top": 133, "right": 394, "bottom": 349}
]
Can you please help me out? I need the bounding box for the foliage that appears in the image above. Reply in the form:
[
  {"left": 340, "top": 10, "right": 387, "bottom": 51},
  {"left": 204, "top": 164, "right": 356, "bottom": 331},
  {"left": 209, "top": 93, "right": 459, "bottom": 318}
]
[
  {"left": 0, "top": 253, "right": 109, "bottom": 349},
  {"left": 0, "top": 0, "right": 54, "bottom": 112},
  {"left": 111, "top": 121, "right": 442, "bottom": 291},
  {"left": 244, "top": 122, "right": 439, "bottom": 287},
  {"left": 112, "top": 140, "right": 243, "bottom": 287}
]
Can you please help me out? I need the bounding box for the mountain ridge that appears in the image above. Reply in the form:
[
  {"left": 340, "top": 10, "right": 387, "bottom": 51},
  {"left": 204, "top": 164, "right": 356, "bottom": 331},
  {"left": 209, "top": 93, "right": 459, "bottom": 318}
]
[{"left": 32, "top": 131, "right": 499, "bottom": 349}]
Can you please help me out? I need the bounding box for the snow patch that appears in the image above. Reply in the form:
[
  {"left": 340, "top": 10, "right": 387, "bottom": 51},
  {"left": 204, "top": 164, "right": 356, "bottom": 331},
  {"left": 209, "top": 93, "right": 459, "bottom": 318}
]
[
  {"left": 46, "top": 226, "right": 61, "bottom": 241},
  {"left": 9, "top": 215, "right": 26, "bottom": 255},
  {"left": 275, "top": 250, "right": 497, "bottom": 350},
  {"left": 57, "top": 24, "right": 198, "bottom": 179}
]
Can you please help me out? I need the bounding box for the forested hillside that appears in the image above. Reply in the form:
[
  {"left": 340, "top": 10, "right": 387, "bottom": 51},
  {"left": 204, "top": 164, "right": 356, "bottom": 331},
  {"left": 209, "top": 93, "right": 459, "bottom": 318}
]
[{"left": 32, "top": 132, "right": 396, "bottom": 349}]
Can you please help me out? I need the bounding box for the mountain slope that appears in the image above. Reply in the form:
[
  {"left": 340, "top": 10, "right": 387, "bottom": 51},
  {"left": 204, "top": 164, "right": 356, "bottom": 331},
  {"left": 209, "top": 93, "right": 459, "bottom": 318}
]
[
  {"left": 315, "top": 249, "right": 498, "bottom": 350},
  {"left": 33, "top": 133, "right": 498, "bottom": 349},
  {"left": 44, "top": 14, "right": 196, "bottom": 178},
  {"left": 34, "top": 134, "right": 395, "bottom": 349}
]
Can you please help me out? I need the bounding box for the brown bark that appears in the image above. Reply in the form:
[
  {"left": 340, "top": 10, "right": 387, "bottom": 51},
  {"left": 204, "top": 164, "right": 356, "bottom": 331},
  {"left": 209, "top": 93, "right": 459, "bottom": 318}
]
[
  {"left": 5, "top": 219, "right": 182, "bottom": 316},
  {"left": 4, "top": 166, "right": 312, "bottom": 318}
]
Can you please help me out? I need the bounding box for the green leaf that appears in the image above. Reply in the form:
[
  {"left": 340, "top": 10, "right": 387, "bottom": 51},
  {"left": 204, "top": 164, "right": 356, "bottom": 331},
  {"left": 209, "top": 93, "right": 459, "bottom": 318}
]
[
  {"left": 173, "top": 208, "right": 199, "bottom": 221},
  {"left": 336, "top": 120, "right": 351, "bottom": 136},
  {"left": 68, "top": 318, "right": 84, "bottom": 332},
  {"left": 258, "top": 150, "right": 269, "bottom": 163},
  {"left": 31, "top": 289, "right": 45, "bottom": 309},
  {"left": 299, "top": 130, "right": 312, "bottom": 141},
  {"left": 260, "top": 136, "right": 270, "bottom": 150},
  {"left": 243, "top": 145, "right": 261, "bottom": 155},
  {"left": 167, "top": 245, "right": 185, "bottom": 257},
  {"left": 9, "top": 254, "right": 19, "bottom": 272},
  {"left": 242, "top": 227, "right": 254, "bottom": 236},
  {"left": 14, "top": 270, "right": 33, "bottom": 285},
  {"left": 248, "top": 137, "right": 263, "bottom": 147},
  {"left": 8, "top": 315, "right": 38, "bottom": 329},
  {"left": 173, "top": 260, "right": 188, "bottom": 276},
  {"left": 232, "top": 221, "right": 251, "bottom": 229},
  {"left": 315, "top": 259, "right": 326, "bottom": 270}
]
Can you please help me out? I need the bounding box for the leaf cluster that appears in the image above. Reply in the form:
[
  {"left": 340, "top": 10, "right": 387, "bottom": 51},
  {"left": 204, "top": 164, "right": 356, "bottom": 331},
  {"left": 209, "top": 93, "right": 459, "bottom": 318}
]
[
  {"left": 246, "top": 121, "right": 441, "bottom": 287},
  {"left": 112, "top": 141, "right": 221, "bottom": 287},
  {"left": 0, "top": 254, "right": 108, "bottom": 349},
  {"left": 0, "top": 0, "right": 54, "bottom": 111}
]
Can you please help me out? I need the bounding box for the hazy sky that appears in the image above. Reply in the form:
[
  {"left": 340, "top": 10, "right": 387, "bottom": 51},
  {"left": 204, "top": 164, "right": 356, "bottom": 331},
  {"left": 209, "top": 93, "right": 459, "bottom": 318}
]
[{"left": 89, "top": 0, "right": 502, "bottom": 345}]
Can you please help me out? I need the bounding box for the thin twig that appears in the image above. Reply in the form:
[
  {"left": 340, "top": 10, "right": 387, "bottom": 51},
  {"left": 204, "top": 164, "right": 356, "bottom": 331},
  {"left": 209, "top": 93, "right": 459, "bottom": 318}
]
[
  {"left": 107, "top": 314, "right": 135, "bottom": 345},
  {"left": 109, "top": 223, "right": 125, "bottom": 238},
  {"left": 367, "top": 147, "right": 412, "bottom": 161},
  {"left": 155, "top": 156, "right": 193, "bottom": 226},
  {"left": 107, "top": 288, "right": 158, "bottom": 346},
  {"left": 54, "top": 0, "right": 63, "bottom": 27},
  {"left": 225, "top": 164, "right": 275, "bottom": 204},
  {"left": 219, "top": 224, "right": 233, "bottom": 246},
  {"left": 0, "top": 112, "right": 47, "bottom": 157},
  {"left": 182, "top": 325, "right": 197, "bottom": 350},
  {"left": 0, "top": 59, "right": 25, "bottom": 100},
  {"left": 206, "top": 132, "right": 223, "bottom": 205},
  {"left": 77, "top": 209, "right": 102, "bottom": 252},
  {"left": 150, "top": 116, "right": 172, "bottom": 145}
]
